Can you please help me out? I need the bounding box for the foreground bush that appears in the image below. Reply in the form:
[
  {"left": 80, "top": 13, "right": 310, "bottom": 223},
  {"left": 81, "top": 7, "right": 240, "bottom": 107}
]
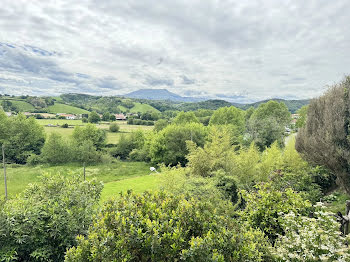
[
  {"left": 241, "top": 183, "right": 312, "bottom": 242},
  {"left": 273, "top": 205, "right": 350, "bottom": 261},
  {"left": 65, "top": 191, "right": 273, "bottom": 261},
  {"left": 0, "top": 174, "right": 103, "bottom": 261}
]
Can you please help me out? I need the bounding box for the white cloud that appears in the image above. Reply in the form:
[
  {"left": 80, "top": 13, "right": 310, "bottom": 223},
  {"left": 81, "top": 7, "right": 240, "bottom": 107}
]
[{"left": 0, "top": 0, "right": 349, "bottom": 101}]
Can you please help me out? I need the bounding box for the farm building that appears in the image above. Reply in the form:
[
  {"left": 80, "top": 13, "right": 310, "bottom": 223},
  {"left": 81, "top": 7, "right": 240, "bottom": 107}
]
[{"left": 115, "top": 113, "right": 126, "bottom": 120}]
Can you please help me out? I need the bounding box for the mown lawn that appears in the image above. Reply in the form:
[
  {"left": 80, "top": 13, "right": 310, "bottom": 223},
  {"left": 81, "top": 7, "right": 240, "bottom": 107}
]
[{"left": 0, "top": 162, "right": 159, "bottom": 201}]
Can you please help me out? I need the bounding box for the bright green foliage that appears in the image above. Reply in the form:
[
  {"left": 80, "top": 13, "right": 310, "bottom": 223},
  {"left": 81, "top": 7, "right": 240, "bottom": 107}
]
[
  {"left": 0, "top": 174, "right": 103, "bottom": 262},
  {"left": 41, "top": 132, "right": 72, "bottom": 164},
  {"left": 245, "top": 106, "right": 255, "bottom": 122},
  {"left": 241, "top": 183, "right": 312, "bottom": 242},
  {"left": 282, "top": 137, "right": 308, "bottom": 171},
  {"left": 109, "top": 122, "right": 120, "bottom": 133},
  {"left": 173, "top": 111, "right": 200, "bottom": 125},
  {"left": 102, "top": 112, "right": 111, "bottom": 121},
  {"left": 231, "top": 143, "right": 261, "bottom": 187},
  {"left": 40, "top": 132, "right": 110, "bottom": 165},
  {"left": 154, "top": 119, "right": 169, "bottom": 132},
  {"left": 72, "top": 124, "right": 106, "bottom": 150},
  {"left": 160, "top": 166, "right": 238, "bottom": 204},
  {"left": 273, "top": 205, "right": 350, "bottom": 261},
  {"left": 295, "top": 105, "right": 308, "bottom": 128},
  {"left": 149, "top": 123, "right": 207, "bottom": 166},
  {"left": 248, "top": 101, "right": 291, "bottom": 150},
  {"left": 187, "top": 127, "right": 234, "bottom": 177},
  {"left": 111, "top": 130, "right": 146, "bottom": 160},
  {"left": 209, "top": 106, "right": 245, "bottom": 128},
  {"left": 88, "top": 111, "right": 100, "bottom": 123},
  {"left": 65, "top": 191, "right": 272, "bottom": 262},
  {"left": 259, "top": 141, "right": 283, "bottom": 181},
  {"left": 73, "top": 140, "right": 111, "bottom": 164},
  {"left": 0, "top": 113, "right": 45, "bottom": 164},
  {"left": 250, "top": 100, "right": 291, "bottom": 124}
]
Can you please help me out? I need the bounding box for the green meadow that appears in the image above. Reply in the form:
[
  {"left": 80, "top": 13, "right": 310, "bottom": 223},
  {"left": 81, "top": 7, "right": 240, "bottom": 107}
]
[
  {"left": 0, "top": 162, "right": 160, "bottom": 201},
  {"left": 38, "top": 119, "right": 153, "bottom": 144}
]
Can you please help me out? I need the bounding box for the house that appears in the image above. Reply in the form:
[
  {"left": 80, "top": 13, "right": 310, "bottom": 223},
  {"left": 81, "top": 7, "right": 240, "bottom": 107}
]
[
  {"left": 58, "top": 113, "right": 77, "bottom": 120},
  {"left": 5, "top": 112, "right": 12, "bottom": 117},
  {"left": 115, "top": 113, "right": 126, "bottom": 120}
]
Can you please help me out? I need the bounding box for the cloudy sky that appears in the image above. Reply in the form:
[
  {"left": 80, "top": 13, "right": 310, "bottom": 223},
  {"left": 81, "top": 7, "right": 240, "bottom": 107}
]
[{"left": 0, "top": 0, "right": 349, "bottom": 102}]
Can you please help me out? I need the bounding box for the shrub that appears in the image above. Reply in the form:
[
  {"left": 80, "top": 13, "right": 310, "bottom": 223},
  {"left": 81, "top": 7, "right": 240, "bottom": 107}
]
[
  {"left": 149, "top": 123, "right": 207, "bottom": 166},
  {"left": 61, "top": 123, "right": 69, "bottom": 128},
  {"left": 109, "top": 123, "right": 120, "bottom": 133},
  {"left": 41, "top": 133, "right": 72, "bottom": 164},
  {"left": 0, "top": 174, "right": 103, "bottom": 261},
  {"left": 273, "top": 204, "right": 350, "bottom": 261},
  {"left": 72, "top": 124, "right": 106, "bottom": 150},
  {"left": 296, "top": 76, "right": 350, "bottom": 193},
  {"left": 88, "top": 111, "right": 100, "bottom": 123},
  {"left": 65, "top": 191, "right": 273, "bottom": 261},
  {"left": 0, "top": 113, "right": 45, "bottom": 164},
  {"left": 241, "top": 183, "right": 312, "bottom": 242}
]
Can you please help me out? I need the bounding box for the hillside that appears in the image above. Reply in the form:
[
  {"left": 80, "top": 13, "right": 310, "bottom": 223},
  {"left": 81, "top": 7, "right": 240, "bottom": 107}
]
[
  {"left": 129, "top": 102, "right": 160, "bottom": 113},
  {"left": 233, "top": 98, "right": 310, "bottom": 113},
  {"left": 179, "top": 99, "right": 233, "bottom": 111},
  {"left": 47, "top": 103, "right": 90, "bottom": 114}
]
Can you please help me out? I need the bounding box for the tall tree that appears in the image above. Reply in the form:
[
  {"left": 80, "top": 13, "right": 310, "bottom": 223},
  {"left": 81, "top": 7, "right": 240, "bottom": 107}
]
[
  {"left": 248, "top": 101, "right": 290, "bottom": 150},
  {"left": 296, "top": 77, "right": 350, "bottom": 194},
  {"left": 88, "top": 111, "right": 100, "bottom": 123}
]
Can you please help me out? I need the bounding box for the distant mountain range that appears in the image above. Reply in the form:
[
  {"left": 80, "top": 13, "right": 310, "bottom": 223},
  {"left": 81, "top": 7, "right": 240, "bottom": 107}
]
[
  {"left": 124, "top": 89, "right": 205, "bottom": 102},
  {"left": 124, "top": 89, "right": 309, "bottom": 113}
]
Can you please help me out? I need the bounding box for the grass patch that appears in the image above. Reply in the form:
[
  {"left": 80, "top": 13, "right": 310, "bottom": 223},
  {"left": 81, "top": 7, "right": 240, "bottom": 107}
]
[
  {"left": 0, "top": 162, "right": 153, "bottom": 200},
  {"left": 130, "top": 102, "right": 160, "bottom": 113},
  {"left": 101, "top": 174, "right": 161, "bottom": 202},
  {"left": 37, "top": 119, "right": 85, "bottom": 126},
  {"left": 47, "top": 103, "right": 90, "bottom": 114}
]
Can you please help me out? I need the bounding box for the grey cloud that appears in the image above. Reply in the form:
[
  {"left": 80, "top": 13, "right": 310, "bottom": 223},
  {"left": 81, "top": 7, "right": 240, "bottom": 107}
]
[
  {"left": 182, "top": 75, "right": 195, "bottom": 85},
  {"left": 1, "top": 0, "right": 350, "bottom": 100},
  {"left": 145, "top": 76, "right": 174, "bottom": 86}
]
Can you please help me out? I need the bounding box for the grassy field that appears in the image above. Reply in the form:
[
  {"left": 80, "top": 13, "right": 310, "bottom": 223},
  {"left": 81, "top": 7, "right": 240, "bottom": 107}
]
[
  {"left": 40, "top": 120, "right": 153, "bottom": 144},
  {"left": 130, "top": 102, "right": 160, "bottom": 113},
  {"left": 47, "top": 103, "right": 90, "bottom": 114},
  {"left": 0, "top": 162, "right": 159, "bottom": 201}
]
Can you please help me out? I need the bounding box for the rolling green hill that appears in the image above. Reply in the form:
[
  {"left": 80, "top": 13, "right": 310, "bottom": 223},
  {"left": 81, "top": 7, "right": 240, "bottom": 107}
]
[
  {"left": 0, "top": 98, "right": 36, "bottom": 112},
  {"left": 47, "top": 103, "right": 90, "bottom": 114},
  {"left": 233, "top": 99, "right": 309, "bottom": 113},
  {"left": 129, "top": 102, "right": 160, "bottom": 113}
]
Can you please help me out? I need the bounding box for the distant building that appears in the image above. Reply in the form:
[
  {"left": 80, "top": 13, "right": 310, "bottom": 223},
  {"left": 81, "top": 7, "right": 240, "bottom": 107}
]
[
  {"left": 115, "top": 113, "right": 126, "bottom": 120},
  {"left": 58, "top": 114, "right": 77, "bottom": 120},
  {"left": 5, "top": 112, "right": 12, "bottom": 117}
]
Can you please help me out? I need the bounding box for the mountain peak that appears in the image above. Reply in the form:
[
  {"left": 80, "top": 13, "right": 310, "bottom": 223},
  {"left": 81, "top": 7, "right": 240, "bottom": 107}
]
[{"left": 124, "top": 89, "right": 203, "bottom": 102}]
